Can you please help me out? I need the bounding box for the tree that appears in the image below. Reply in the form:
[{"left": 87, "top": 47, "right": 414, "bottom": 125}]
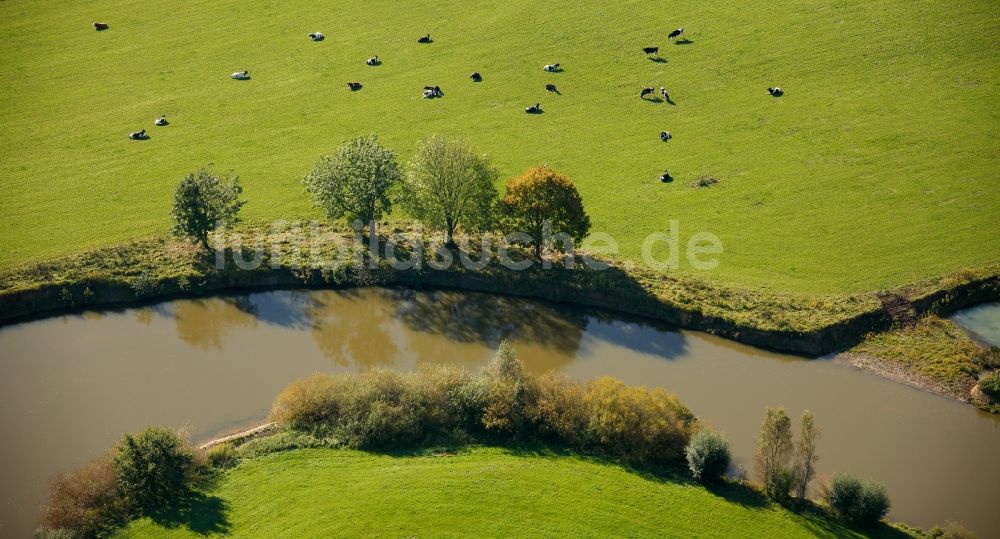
[
  {"left": 826, "top": 473, "right": 891, "bottom": 526},
  {"left": 303, "top": 134, "right": 402, "bottom": 246},
  {"left": 754, "top": 407, "right": 794, "bottom": 501},
  {"left": 497, "top": 166, "right": 591, "bottom": 258},
  {"left": 793, "top": 410, "right": 820, "bottom": 499},
  {"left": 114, "top": 427, "right": 198, "bottom": 511},
  {"left": 686, "top": 430, "right": 731, "bottom": 483},
  {"left": 171, "top": 168, "right": 245, "bottom": 249},
  {"left": 404, "top": 135, "right": 498, "bottom": 246}
]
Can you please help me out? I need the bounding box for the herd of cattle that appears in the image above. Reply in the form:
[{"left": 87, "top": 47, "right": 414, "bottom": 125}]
[{"left": 107, "top": 21, "right": 782, "bottom": 182}]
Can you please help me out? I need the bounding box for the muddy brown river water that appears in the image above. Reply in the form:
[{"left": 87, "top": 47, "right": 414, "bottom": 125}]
[{"left": 0, "top": 289, "right": 997, "bottom": 537}]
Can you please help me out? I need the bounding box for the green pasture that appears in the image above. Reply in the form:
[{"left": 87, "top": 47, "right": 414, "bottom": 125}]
[{"left": 1, "top": 0, "right": 997, "bottom": 293}]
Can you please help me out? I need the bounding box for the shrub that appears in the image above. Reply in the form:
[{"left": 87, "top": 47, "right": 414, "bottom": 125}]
[
  {"left": 582, "top": 377, "right": 695, "bottom": 465},
  {"left": 826, "top": 473, "right": 891, "bottom": 526},
  {"left": 267, "top": 343, "right": 696, "bottom": 465},
  {"left": 206, "top": 443, "right": 239, "bottom": 469},
  {"left": 114, "top": 427, "right": 199, "bottom": 511},
  {"left": 974, "top": 347, "right": 1000, "bottom": 370},
  {"left": 979, "top": 370, "right": 1000, "bottom": 400},
  {"left": 685, "top": 430, "right": 731, "bottom": 482},
  {"left": 38, "top": 451, "right": 120, "bottom": 537}
]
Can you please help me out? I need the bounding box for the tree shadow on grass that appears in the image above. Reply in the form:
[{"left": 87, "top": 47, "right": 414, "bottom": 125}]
[{"left": 146, "top": 489, "right": 231, "bottom": 536}]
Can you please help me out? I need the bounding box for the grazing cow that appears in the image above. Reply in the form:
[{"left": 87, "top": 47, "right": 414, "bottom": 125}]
[
  {"left": 129, "top": 129, "right": 147, "bottom": 140},
  {"left": 767, "top": 87, "right": 784, "bottom": 96},
  {"left": 545, "top": 83, "right": 559, "bottom": 93},
  {"left": 154, "top": 115, "right": 168, "bottom": 126},
  {"left": 668, "top": 28, "right": 684, "bottom": 40},
  {"left": 640, "top": 87, "right": 655, "bottom": 99},
  {"left": 543, "top": 63, "right": 560, "bottom": 72},
  {"left": 231, "top": 71, "right": 249, "bottom": 80},
  {"left": 93, "top": 22, "right": 109, "bottom": 31},
  {"left": 660, "top": 131, "right": 672, "bottom": 141},
  {"left": 418, "top": 33, "right": 431, "bottom": 43},
  {"left": 308, "top": 32, "right": 324, "bottom": 41},
  {"left": 367, "top": 56, "right": 381, "bottom": 66},
  {"left": 660, "top": 170, "right": 673, "bottom": 183},
  {"left": 660, "top": 86, "right": 670, "bottom": 101},
  {"left": 470, "top": 71, "right": 482, "bottom": 82},
  {"left": 525, "top": 103, "right": 542, "bottom": 114},
  {"left": 347, "top": 82, "right": 363, "bottom": 91},
  {"left": 642, "top": 46, "right": 659, "bottom": 55}
]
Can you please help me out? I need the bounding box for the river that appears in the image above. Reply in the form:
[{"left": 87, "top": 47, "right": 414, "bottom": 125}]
[{"left": 0, "top": 289, "right": 997, "bottom": 537}]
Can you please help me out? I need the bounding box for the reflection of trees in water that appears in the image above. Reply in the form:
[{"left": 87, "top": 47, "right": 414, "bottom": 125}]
[
  {"left": 305, "top": 290, "right": 400, "bottom": 369},
  {"left": 172, "top": 297, "right": 258, "bottom": 350},
  {"left": 393, "top": 290, "right": 586, "bottom": 371}
]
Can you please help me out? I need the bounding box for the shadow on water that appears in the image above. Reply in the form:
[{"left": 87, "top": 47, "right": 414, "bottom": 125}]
[{"left": 145, "top": 489, "right": 230, "bottom": 536}]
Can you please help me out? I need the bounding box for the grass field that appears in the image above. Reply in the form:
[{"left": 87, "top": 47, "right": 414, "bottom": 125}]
[
  {"left": 1, "top": 0, "right": 997, "bottom": 293},
  {"left": 114, "top": 447, "right": 913, "bottom": 538}
]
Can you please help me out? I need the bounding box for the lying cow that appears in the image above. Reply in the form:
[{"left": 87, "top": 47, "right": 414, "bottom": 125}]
[
  {"left": 93, "top": 22, "right": 109, "bottom": 31},
  {"left": 231, "top": 71, "right": 250, "bottom": 80},
  {"left": 129, "top": 129, "right": 148, "bottom": 140},
  {"left": 660, "top": 131, "right": 672, "bottom": 142},
  {"left": 470, "top": 71, "right": 482, "bottom": 82},
  {"left": 418, "top": 34, "right": 431, "bottom": 43},
  {"left": 309, "top": 32, "right": 324, "bottom": 41},
  {"left": 543, "top": 63, "right": 560, "bottom": 72},
  {"left": 525, "top": 103, "right": 542, "bottom": 114},
  {"left": 347, "top": 82, "right": 363, "bottom": 91},
  {"left": 640, "top": 87, "right": 656, "bottom": 99},
  {"left": 366, "top": 56, "right": 381, "bottom": 66},
  {"left": 154, "top": 115, "right": 168, "bottom": 126},
  {"left": 767, "top": 87, "right": 784, "bottom": 96}
]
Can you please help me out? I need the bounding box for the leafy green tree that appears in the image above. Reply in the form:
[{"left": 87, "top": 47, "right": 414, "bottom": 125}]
[
  {"left": 826, "top": 473, "right": 891, "bottom": 526},
  {"left": 171, "top": 168, "right": 245, "bottom": 249},
  {"left": 497, "top": 166, "right": 591, "bottom": 258},
  {"left": 303, "top": 134, "right": 402, "bottom": 246},
  {"left": 793, "top": 410, "right": 820, "bottom": 499},
  {"left": 686, "top": 429, "right": 731, "bottom": 483},
  {"left": 754, "top": 407, "right": 794, "bottom": 501},
  {"left": 404, "top": 135, "right": 498, "bottom": 246},
  {"left": 114, "top": 427, "right": 198, "bottom": 511}
]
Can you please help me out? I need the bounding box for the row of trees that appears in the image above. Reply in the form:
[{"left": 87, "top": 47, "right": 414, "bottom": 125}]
[
  {"left": 172, "top": 134, "right": 592, "bottom": 259},
  {"left": 302, "top": 134, "right": 591, "bottom": 257}
]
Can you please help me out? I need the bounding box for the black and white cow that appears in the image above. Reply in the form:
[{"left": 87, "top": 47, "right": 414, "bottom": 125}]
[
  {"left": 767, "top": 87, "right": 784, "bottom": 96},
  {"left": 642, "top": 46, "right": 659, "bottom": 55},
  {"left": 347, "top": 82, "right": 363, "bottom": 91},
  {"left": 129, "top": 129, "right": 147, "bottom": 140},
  {"left": 660, "top": 131, "right": 672, "bottom": 142},
  {"left": 668, "top": 28, "right": 684, "bottom": 40},
  {"left": 309, "top": 32, "right": 324, "bottom": 41},
  {"left": 418, "top": 34, "right": 431, "bottom": 43},
  {"left": 525, "top": 103, "right": 542, "bottom": 114},
  {"left": 470, "top": 71, "right": 482, "bottom": 82},
  {"left": 231, "top": 71, "right": 250, "bottom": 80},
  {"left": 154, "top": 115, "right": 168, "bottom": 126},
  {"left": 366, "top": 56, "right": 381, "bottom": 66},
  {"left": 640, "top": 87, "right": 656, "bottom": 99},
  {"left": 543, "top": 63, "right": 560, "bottom": 72}
]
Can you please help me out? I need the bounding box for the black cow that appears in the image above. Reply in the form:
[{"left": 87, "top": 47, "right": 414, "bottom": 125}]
[
  {"left": 93, "top": 22, "right": 109, "bottom": 31},
  {"left": 642, "top": 46, "right": 659, "bottom": 55},
  {"left": 418, "top": 34, "right": 431, "bottom": 43},
  {"left": 668, "top": 28, "right": 684, "bottom": 40},
  {"left": 347, "top": 82, "right": 363, "bottom": 91},
  {"left": 660, "top": 170, "right": 673, "bottom": 183},
  {"left": 470, "top": 71, "right": 482, "bottom": 82},
  {"left": 545, "top": 83, "right": 559, "bottom": 94},
  {"left": 640, "top": 87, "right": 655, "bottom": 99},
  {"left": 525, "top": 103, "right": 542, "bottom": 114}
]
